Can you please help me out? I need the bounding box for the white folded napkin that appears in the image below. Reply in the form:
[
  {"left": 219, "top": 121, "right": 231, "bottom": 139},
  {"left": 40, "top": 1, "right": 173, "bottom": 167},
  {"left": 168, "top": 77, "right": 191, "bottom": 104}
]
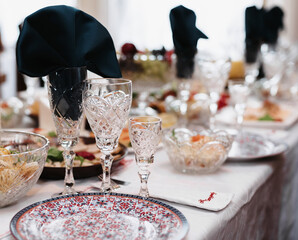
[
  {"left": 91, "top": 182, "right": 233, "bottom": 212},
  {"left": 149, "top": 187, "right": 234, "bottom": 212}
]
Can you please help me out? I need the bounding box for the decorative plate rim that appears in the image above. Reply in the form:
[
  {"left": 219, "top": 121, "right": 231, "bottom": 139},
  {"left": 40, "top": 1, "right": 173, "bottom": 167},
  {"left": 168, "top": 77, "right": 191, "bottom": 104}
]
[{"left": 10, "top": 192, "right": 189, "bottom": 240}]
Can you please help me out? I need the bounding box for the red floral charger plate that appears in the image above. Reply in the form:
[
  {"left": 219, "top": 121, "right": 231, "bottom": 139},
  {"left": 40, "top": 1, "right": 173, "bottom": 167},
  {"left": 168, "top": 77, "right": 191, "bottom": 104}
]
[{"left": 10, "top": 193, "right": 189, "bottom": 240}]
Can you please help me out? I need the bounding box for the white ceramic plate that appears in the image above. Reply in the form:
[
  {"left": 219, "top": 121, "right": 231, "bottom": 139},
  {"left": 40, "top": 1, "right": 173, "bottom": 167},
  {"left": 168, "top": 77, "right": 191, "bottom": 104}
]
[{"left": 228, "top": 132, "right": 288, "bottom": 161}]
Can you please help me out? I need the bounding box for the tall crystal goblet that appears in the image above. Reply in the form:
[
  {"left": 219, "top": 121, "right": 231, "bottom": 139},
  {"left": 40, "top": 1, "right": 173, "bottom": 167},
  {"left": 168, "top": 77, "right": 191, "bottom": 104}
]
[
  {"left": 129, "top": 116, "right": 162, "bottom": 198},
  {"left": 47, "top": 66, "right": 87, "bottom": 196},
  {"left": 198, "top": 56, "right": 231, "bottom": 130},
  {"left": 83, "top": 78, "right": 132, "bottom": 192},
  {"left": 228, "top": 80, "right": 250, "bottom": 135}
]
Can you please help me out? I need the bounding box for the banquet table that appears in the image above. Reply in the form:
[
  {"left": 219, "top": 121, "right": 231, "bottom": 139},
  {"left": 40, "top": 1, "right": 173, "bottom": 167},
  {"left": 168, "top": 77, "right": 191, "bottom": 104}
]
[{"left": 1, "top": 119, "right": 298, "bottom": 240}]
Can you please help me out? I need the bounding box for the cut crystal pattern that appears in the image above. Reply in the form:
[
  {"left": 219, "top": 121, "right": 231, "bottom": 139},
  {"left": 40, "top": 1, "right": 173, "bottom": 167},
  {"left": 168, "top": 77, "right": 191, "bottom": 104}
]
[
  {"left": 129, "top": 121, "right": 161, "bottom": 159},
  {"left": 84, "top": 90, "right": 131, "bottom": 150},
  {"left": 48, "top": 83, "right": 83, "bottom": 141}
]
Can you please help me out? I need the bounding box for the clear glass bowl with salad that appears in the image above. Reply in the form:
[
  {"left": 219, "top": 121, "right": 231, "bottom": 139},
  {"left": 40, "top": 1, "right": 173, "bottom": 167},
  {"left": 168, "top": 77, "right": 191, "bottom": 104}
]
[
  {"left": 0, "top": 130, "right": 49, "bottom": 207},
  {"left": 163, "top": 128, "right": 233, "bottom": 173}
]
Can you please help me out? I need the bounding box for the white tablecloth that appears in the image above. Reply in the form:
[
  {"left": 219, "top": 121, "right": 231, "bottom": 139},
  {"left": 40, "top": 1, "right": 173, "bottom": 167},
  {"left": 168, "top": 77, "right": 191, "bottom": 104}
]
[{"left": 1, "top": 122, "right": 298, "bottom": 240}]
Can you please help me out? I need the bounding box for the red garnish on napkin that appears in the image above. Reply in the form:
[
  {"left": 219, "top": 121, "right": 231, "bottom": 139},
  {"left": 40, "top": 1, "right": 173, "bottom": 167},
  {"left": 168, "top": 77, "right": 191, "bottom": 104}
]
[{"left": 199, "top": 192, "right": 217, "bottom": 204}]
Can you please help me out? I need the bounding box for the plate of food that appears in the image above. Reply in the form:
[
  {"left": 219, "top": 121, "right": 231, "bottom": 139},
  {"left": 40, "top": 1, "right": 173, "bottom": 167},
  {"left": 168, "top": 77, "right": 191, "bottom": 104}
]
[
  {"left": 216, "top": 100, "right": 298, "bottom": 129},
  {"left": 228, "top": 132, "right": 288, "bottom": 161},
  {"left": 34, "top": 129, "right": 127, "bottom": 179}
]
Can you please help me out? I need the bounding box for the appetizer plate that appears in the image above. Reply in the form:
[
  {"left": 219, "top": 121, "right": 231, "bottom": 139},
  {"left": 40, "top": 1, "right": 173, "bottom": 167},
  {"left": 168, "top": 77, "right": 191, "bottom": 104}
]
[
  {"left": 228, "top": 132, "right": 288, "bottom": 161},
  {"left": 40, "top": 143, "right": 127, "bottom": 179},
  {"left": 10, "top": 193, "right": 189, "bottom": 240},
  {"left": 216, "top": 105, "right": 298, "bottom": 129}
]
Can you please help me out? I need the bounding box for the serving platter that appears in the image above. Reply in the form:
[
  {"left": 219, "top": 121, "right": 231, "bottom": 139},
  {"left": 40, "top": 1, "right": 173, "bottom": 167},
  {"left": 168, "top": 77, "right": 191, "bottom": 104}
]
[
  {"left": 228, "top": 132, "right": 288, "bottom": 161},
  {"left": 40, "top": 142, "right": 127, "bottom": 179},
  {"left": 10, "top": 193, "right": 189, "bottom": 240}
]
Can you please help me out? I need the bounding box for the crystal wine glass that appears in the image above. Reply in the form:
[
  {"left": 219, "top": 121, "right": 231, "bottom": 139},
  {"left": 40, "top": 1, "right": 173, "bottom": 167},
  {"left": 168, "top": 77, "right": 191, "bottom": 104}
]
[
  {"left": 198, "top": 56, "right": 231, "bottom": 129},
  {"left": 129, "top": 116, "right": 162, "bottom": 198},
  {"left": 228, "top": 80, "right": 250, "bottom": 135},
  {"left": 261, "top": 44, "right": 286, "bottom": 98},
  {"left": 83, "top": 78, "right": 132, "bottom": 192},
  {"left": 47, "top": 66, "right": 87, "bottom": 196}
]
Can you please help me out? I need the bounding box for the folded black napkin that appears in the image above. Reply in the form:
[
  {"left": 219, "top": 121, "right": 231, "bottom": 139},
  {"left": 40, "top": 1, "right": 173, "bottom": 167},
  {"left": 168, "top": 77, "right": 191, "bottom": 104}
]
[
  {"left": 16, "top": 5, "right": 121, "bottom": 78},
  {"left": 170, "top": 5, "right": 207, "bottom": 79},
  {"left": 245, "top": 6, "right": 284, "bottom": 63},
  {"left": 263, "top": 6, "right": 284, "bottom": 44}
]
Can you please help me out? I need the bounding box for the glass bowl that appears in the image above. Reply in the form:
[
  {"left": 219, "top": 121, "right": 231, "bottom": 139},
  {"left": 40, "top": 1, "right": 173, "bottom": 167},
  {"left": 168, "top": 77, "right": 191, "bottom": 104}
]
[
  {"left": 163, "top": 128, "right": 233, "bottom": 173},
  {"left": 0, "top": 130, "right": 49, "bottom": 207}
]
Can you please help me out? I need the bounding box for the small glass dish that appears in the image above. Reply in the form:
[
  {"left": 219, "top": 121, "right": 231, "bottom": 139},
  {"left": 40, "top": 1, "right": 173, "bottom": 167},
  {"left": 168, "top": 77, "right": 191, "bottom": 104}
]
[
  {"left": 1, "top": 97, "right": 24, "bottom": 128},
  {"left": 163, "top": 128, "right": 233, "bottom": 173},
  {"left": 0, "top": 130, "right": 49, "bottom": 207}
]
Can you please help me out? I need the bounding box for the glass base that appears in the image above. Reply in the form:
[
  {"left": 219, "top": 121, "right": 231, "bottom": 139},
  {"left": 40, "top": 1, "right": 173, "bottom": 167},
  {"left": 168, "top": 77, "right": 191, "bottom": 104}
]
[
  {"left": 86, "top": 185, "right": 113, "bottom": 193},
  {"left": 139, "top": 190, "right": 149, "bottom": 198},
  {"left": 52, "top": 186, "right": 80, "bottom": 197}
]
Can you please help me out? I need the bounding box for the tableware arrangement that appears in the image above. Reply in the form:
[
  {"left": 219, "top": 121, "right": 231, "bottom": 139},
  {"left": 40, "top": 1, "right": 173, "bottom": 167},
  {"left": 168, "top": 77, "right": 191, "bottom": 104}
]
[
  {"left": 47, "top": 66, "right": 87, "bottom": 196},
  {"left": 83, "top": 78, "right": 132, "bottom": 192},
  {"left": 10, "top": 193, "right": 189, "bottom": 240},
  {"left": 163, "top": 128, "right": 233, "bottom": 173},
  {"left": 129, "top": 116, "right": 162, "bottom": 197},
  {"left": 198, "top": 55, "right": 231, "bottom": 129},
  {"left": 228, "top": 132, "right": 288, "bottom": 161},
  {"left": 228, "top": 80, "right": 250, "bottom": 133},
  {"left": 0, "top": 130, "right": 49, "bottom": 208}
]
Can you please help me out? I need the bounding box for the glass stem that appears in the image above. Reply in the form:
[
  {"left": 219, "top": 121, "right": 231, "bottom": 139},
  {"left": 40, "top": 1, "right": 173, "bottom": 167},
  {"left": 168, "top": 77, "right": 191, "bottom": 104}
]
[
  {"left": 236, "top": 113, "right": 243, "bottom": 135},
  {"left": 62, "top": 148, "right": 76, "bottom": 194},
  {"left": 179, "top": 101, "right": 188, "bottom": 127},
  {"left": 178, "top": 79, "right": 190, "bottom": 127},
  {"left": 209, "top": 101, "right": 218, "bottom": 130},
  {"left": 138, "top": 167, "right": 150, "bottom": 198},
  {"left": 136, "top": 155, "right": 153, "bottom": 198},
  {"left": 100, "top": 153, "right": 113, "bottom": 192}
]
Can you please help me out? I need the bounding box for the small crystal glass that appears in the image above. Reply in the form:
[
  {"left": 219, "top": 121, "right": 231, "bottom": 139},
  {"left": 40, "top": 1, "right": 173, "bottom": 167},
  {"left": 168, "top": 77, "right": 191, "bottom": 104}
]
[
  {"left": 228, "top": 80, "right": 250, "bottom": 134},
  {"left": 83, "top": 78, "right": 132, "bottom": 192},
  {"left": 129, "top": 116, "right": 162, "bottom": 197},
  {"left": 47, "top": 66, "right": 87, "bottom": 196},
  {"left": 198, "top": 56, "right": 231, "bottom": 130}
]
